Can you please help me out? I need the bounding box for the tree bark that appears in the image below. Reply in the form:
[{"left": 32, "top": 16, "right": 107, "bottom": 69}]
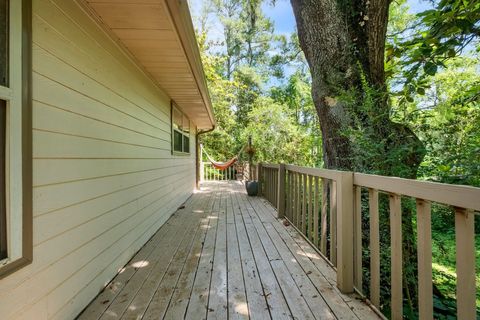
[
  {"left": 290, "top": 0, "right": 426, "bottom": 313},
  {"left": 290, "top": 0, "right": 424, "bottom": 176}
]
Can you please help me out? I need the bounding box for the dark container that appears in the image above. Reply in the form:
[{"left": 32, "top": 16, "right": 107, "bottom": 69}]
[{"left": 245, "top": 180, "right": 259, "bottom": 196}]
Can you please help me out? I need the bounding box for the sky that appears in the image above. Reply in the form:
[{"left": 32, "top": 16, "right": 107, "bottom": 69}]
[
  {"left": 189, "top": 0, "right": 433, "bottom": 41},
  {"left": 188, "top": 0, "right": 435, "bottom": 85}
]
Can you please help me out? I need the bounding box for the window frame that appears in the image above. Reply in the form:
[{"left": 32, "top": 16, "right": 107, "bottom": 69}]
[
  {"left": 0, "top": 0, "right": 32, "bottom": 279},
  {"left": 171, "top": 101, "right": 191, "bottom": 156}
]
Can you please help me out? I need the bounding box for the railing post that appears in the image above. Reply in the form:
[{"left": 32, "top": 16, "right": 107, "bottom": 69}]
[
  {"left": 336, "top": 171, "right": 354, "bottom": 293},
  {"left": 200, "top": 162, "right": 204, "bottom": 182},
  {"left": 257, "top": 163, "right": 263, "bottom": 196},
  {"left": 277, "top": 164, "right": 286, "bottom": 218}
]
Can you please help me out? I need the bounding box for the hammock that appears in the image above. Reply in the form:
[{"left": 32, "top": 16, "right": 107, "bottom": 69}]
[{"left": 202, "top": 144, "right": 245, "bottom": 171}]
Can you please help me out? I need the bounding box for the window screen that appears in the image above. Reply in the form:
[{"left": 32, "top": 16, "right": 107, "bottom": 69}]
[
  {"left": 183, "top": 135, "right": 190, "bottom": 153},
  {"left": 171, "top": 103, "right": 191, "bottom": 154},
  {"left": 0, "top": 0, "right": 8, "bottom": 87},
  {"left": 173, "top": 130, "right": 183, "bottom": 152},
  {"left": 173, "top": 108, "right": 182, "bottom": 131},
  {"left": 182, "top": 115, "right": 189, "bottom": 134}
]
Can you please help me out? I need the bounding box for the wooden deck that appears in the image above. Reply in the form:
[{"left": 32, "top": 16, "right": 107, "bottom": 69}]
[{"left": 78, "top": 181, "right": 379, "bottom": 320}]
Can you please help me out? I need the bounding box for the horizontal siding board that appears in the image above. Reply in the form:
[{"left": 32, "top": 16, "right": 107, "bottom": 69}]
[
  {"left": 32, "top": 0, "right": 171, "bottom": 123},
  {"left": 33, "top": 163, "right": 191, "bottom": 215},
  {"left": 1, "top": 176, "right": 192, "bottom": 319},
  {"left": 33, "top": 101, "right": 170, "bottom": 150},
  {"left": 33, "top": 130, "right": 173, "bottom": 159},
  {"left": 45, "top": 186, "right": 192, "bottom": 319},
  {"left": 33, "top": 167, "right": 189, "bottom": 236},
  {"left": 33, "top": 158, "right": 191, "bottom": 187},
  {"left": 33, "top": 172, "right": 191, "bottom": 262},
  {"left": 32, "top": 70, "right": 170, "bottom": 140},
  {"left": 33, "top": 172, "right": 192, "bottom": 246},
  {"left": 0, "top": 0, "right": 197, "bottom": 319}
]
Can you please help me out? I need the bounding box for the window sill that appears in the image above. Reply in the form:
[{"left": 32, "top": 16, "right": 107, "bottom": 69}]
[
  {"left": 0, "top": 257, "right": 31, "bottom": 279},
  {"left": 172, "top": 151, "right": 191, "bottom": 156}
]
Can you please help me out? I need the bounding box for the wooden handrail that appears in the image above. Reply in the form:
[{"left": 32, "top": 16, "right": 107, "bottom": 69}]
[
  {"left": 258, "top": 163, "right": 480, "bottom": 320},
  {"left": 262, "top": 163, "right": 280, "bottom": 169},
  {"left": 354, "top": 173, "right": 480, "bottom": 211}
]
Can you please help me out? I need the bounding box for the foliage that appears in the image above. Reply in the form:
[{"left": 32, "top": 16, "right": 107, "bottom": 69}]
[
  {"left": 392, "top": 57, "right": 480, "bottom": 187},
  {"left": 242, "top": 97, "right": 318, "bottom": 165},
  {"left": 387, "top": 0, "right": 480, "bottom": 101},
  {"left": 194, "top": 0, "right": 320, "bottom": 167},
  {"left": 430, "top": 218, "right": 480, "bottom": 317}
]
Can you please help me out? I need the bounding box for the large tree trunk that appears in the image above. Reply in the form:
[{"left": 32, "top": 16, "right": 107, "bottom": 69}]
[
  {"left": 290, "top": 0, "right": 426, "bottom": 313},
  {"left": 290, "top": 0, "right": 424, "bottom": 176}
]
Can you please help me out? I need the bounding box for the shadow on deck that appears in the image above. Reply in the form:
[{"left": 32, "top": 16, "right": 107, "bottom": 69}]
[{"left": 78, "top": 181, "right": 380, "bottom": 320}]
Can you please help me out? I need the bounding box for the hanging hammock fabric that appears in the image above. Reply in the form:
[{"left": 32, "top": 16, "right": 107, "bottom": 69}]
[{"left": 202, "top": 145, "right": 245, "bottom": 171}]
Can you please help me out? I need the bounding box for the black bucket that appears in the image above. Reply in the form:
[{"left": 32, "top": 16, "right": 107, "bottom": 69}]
[{"left": 245, "top": 180, "right": 259, "bottom": 196}]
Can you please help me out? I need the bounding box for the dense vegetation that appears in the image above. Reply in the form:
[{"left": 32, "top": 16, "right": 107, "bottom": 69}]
[{"left": 193, "top": 0, "right": 479, "bottom": 318}]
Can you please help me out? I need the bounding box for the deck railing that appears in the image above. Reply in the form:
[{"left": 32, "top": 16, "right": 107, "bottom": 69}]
[
  {"left": 200, "top": 162, "right": 237, "bottom": 181},
  {"left": 257, "top": 162, "right": 480, "bottom": 320}
]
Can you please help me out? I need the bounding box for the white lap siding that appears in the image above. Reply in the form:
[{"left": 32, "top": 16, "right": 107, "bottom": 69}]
[{"left": 0, "top": 0, "right": 197, "bottom": 319}]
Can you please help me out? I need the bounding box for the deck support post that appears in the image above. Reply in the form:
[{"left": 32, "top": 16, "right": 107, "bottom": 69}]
[
  {"left": 257, "top": 163, "right": 263, "bottom": 196},
  {"left": 277, "top": 164, "right": 286, "bottom": 218},
  {"left": 336, "top": 171, "right": 355, "bottom": 293}
]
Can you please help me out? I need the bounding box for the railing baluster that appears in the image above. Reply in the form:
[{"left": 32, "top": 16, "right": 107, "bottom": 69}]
[
  {"left": 336, "top": 171, "right": 354, "bottom": 293},
  {"left": 289, "top": 171, "right": 293, "bottom": 223},
  {"left": 314, "top": 176, "right": 319, "bottom": 247},
  {"left": 277, "top": 165, "right": 285, "bottom": 216},
  {"left": 285, "top": 170, "right": 291, "bottom": 220},
  {"left": 296, "top": 172, "right": 301, "bottom": 228},
  {"left": 288, "top": 171, "right": 292, "bottom": 219},
  {"left": 266, "top": 169, "right": 269, "bottom": 202},
  {"left": 369, "top": 188, "right": 380, "bottom": 309},
  {"left": 302, "top": 174, "right": 307, "bottom": 235},
  {"left": 354, "top": 186, "right": 362, "bottom": 293},
  {"left": 455, "top": 207, "right": 476, "bottom": 320},
  {"left": 321, "top": 179, "right": 328, "bottom": 255},
  {"left": 330, "top": 180, "right": 337, "bottom": 266},
  {"left": 416, "top": 199, "right": 433, "bottom": 320},
  {"left": 290, "top": 171, "right": 295, "bottom": 224},
  {"left": 272, "top": 169, "right": 275, "bottom": 206},
  {"left": 308, "top": 175, "right": 314, "bottom": 241},
  {"left": 389, "top": 194, "right": 402, "bottom": 320},
  {"left": 271, "top": 169, "right": 274, "bottom": 205},
  {"left": 267, "top": 169, "right": 270, "bottom": 202},
  {"left": 277, "top": 169, "right": 279, "bottom": 207}
]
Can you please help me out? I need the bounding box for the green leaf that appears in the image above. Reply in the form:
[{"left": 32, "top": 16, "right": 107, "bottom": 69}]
[{"left": 424, "top": 62, "right": 438, "bottom": 76}]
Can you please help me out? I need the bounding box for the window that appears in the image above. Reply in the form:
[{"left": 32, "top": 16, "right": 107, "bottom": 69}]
[
  {"left": 171, "top": 102, "right": 191, "bottom": 154},
  {"left": 0, "top": 0, "right": 32, "bottom": 278}
]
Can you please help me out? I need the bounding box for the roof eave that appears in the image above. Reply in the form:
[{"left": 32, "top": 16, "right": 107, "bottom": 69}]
[{"left": 164, "top": 0, "right": 215, "bottom": 131}]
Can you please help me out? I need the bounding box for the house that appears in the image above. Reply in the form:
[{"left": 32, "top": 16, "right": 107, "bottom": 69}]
[
  {"left": 0, "top": 0, "right": 214, "bottom": 318},
  {"left": 1, "top": 1, "right": 477, "bottom": 320}
]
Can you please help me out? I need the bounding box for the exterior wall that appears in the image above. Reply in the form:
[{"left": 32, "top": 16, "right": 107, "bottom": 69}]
[{"left": 0, "top": 0, "right": 197, "bottom": 319}]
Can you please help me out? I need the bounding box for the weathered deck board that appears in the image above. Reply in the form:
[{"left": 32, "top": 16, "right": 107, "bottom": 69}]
[{"left": 78, "top": 181, "right": 380, "bottom": 320}]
